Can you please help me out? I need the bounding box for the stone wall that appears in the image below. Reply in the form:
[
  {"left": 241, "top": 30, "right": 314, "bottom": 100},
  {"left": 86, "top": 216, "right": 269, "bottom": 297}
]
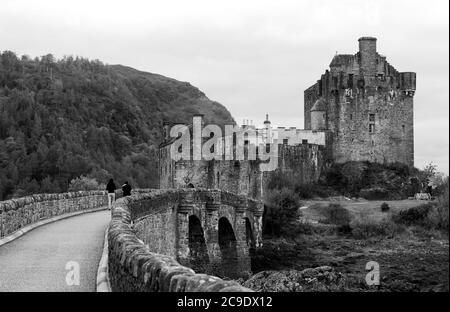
[
  {"left": 304, "top": 37, "right": 415, "bottom": 167},
  {"left": 0, "top": 191, "right": 108, "bottom": 238},
  {"left": 108, "top": 190, "right": 254, "bottom": 292},
  {"left": 159, "top": 142, "right": 327, "bottom": 200}
]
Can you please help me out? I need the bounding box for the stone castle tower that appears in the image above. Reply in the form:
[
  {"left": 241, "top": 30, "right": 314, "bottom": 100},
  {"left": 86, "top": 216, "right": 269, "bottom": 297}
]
[{"left": 304, "top": 37, "right": 416, "bottom": 167}]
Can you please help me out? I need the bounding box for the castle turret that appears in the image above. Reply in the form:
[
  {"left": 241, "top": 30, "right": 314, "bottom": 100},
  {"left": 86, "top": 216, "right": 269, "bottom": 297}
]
[
  {"left": 263, "top": 113, "right": 272, "bottom": 142},
  {"left": 310, "top": 98, "right": 327, "bottom": 130},
  {"left": 399, "top": 72, "right": 416, "bottom": 95},
  {"left": 358, "top": 37, "right": 377, "bottom": 77}
]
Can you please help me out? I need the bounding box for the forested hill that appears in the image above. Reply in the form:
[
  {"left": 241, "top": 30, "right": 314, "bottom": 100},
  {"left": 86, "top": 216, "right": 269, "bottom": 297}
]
[{"left": 0, "top": 51, "right": 235, "bottom": 200}]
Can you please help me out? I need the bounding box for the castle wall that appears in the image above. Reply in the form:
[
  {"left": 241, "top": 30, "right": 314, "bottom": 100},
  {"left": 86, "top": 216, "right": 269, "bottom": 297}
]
[
  {"left": 304, "top": 37, "right": 415, "bottom": 167},
  {"left": 158, "top": 139, "right": 328, "bottom": 200}
]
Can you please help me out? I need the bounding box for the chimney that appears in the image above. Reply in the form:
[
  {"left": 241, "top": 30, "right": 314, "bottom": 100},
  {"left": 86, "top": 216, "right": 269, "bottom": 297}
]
[{"left": 358, "top": 37, "right": 377, "bottom": 77}]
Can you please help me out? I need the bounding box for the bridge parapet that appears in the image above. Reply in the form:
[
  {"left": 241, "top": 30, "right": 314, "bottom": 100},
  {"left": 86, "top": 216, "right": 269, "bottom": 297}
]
[
  {"left": 0, "top": 190, "right": 108, "bottom": 238},
  {"left": 108, "top": 188, "right": 260, "bottom": 292}
]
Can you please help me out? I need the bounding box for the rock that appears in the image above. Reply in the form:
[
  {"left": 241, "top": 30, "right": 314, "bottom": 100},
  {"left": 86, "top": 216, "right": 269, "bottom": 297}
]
[{"left": 243, "top": 266, "right": 346, "bottom": 292}]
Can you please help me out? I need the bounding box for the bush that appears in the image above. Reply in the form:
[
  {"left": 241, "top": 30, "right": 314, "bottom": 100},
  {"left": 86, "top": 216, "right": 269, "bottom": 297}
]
[
  {"left": 391, "top": 204, "right": 433, "bottom": 227},
  {"left": 250, "top": 239, "right": 304, "bottom": 273},
  {"left": 351, "top": 218, "right": 405, "bottom": 239},
  {"left": 68, "top": 176, "right": 102, "bottom": 191},
  {"left": 381, "top": 202, "right": 390, "bottom": 212},
  {"left": 317, "top": 203, "right": 351, "bottom": 227},
  {"left": 360, "top": 187, "right": 389, "bottom": 200},
  {"left": 263, "top": 188, "right": 300, "bottom": 238},
  {"left": 294, "top": 183, "right": 316, "bottom": 199},
  {"left": 427, "top": 182, "right": 449, "bottom": 231}
]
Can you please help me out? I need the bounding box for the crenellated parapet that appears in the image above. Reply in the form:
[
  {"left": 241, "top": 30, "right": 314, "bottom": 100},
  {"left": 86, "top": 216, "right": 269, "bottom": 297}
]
[{"left": 108, "top": 188, "right": 258, "bottom": 292}]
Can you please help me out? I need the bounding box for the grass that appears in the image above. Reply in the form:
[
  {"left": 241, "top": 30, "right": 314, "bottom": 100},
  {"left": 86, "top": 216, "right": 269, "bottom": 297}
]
[
  {"left": 253, "top": 197, "right": 449, "bottom": 291},
  {"left": 300, "top": 199, "right": 433, "bottom": 224}
]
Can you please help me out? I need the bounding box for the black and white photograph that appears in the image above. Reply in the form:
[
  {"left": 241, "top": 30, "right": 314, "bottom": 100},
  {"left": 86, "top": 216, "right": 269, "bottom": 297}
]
[{"left": 0, "top": 0, "right": 448, "bottom": 305}]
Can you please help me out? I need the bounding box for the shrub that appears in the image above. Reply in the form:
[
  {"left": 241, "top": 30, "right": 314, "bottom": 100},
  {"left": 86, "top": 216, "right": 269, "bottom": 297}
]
[
  {"left": 427, "top": 181, "right": 449, "bottom": 231},
  {"left": 351, "top": 218, "right": 405, "bottom": 239},
  {"left": 68, "top": 175, "right": 102, "bottom": 191},
  {"left": 250, "top": 239, "right": 304, "bottom": 273},
  {"left": 359, "top": 187, "right": 389, "bottom": 200},
  {"left": 294, "top": 183, "right": 316, "bottom": 199},
  {"left": 294, "top": 183, "right": 337, "bottom": 199},
  {"left": 263, "top": 188, "right": 300, "bottom": 238},
  {"left": 317, "top": 203, "right": 351, "bottom": 227},
  {"left": 381, "top": 202, "right": 390, "bottom": 212},
  {"left": 391, "top": 204, "right": 433, "bottom": 227}
]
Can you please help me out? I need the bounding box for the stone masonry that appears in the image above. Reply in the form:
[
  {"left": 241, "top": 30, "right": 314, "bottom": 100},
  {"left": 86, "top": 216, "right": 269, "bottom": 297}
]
[
  {"left": 0, "top": 190, "right": 108, "bottom": 238},
  {"left": 304, "top": 37, "right": 416, "bottom": 167},
  {"left": 108, "top": 189, "right": 258, "bottom": 291}
]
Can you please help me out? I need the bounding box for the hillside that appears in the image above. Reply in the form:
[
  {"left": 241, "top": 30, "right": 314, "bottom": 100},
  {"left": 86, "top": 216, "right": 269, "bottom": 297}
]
[{"left": 0, "top": 51, "right": 235, "bottom": 200}]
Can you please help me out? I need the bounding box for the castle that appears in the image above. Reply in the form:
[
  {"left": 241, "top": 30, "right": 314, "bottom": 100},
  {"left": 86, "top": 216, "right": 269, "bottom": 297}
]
[
  {"left": 158, "top": 37, "right": 416, "bottom": 199},
  {"left": 304, "top": 37, "right": 415, "bottom": 167}
]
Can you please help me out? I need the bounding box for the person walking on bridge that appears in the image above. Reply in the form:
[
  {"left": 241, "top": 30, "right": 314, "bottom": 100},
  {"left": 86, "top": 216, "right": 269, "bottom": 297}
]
[
  {"left": 122, "top": 181, "right": 132, "bottom": 197},
  {"left": 106, "top": 178, "right": 116, "bottom": 209}
]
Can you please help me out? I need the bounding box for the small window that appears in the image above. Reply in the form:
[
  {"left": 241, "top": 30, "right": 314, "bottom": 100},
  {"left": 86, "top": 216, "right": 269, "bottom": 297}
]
[
  {"left": 402, "top": 125, "right": 405, "bottom": 134},
  {"left": 332, "top": 76, "right": 338, "bottom": 89},
  {"left": 350, "top": 114, "right": 353, "bottom": 120},
  {"left": 369, "top": 114, "right": 375, "bottom": 122},
  {"left": 265, "top": 143, "right": 270, "bottom": 153},
  {"left": 302, "top": 139, "right": 308, "bottom": 144},
  {"left": 178, "top": 145, "right": 182, "bottom": 153},
  {"left": 283, "top": 139, "right": 289, "bottom": 145},
  {"left": 369, "top": 124, "right": 375, "bottom": 133},
  {"left": 348, "top": 74, "right": 354, "bottom": 88}
]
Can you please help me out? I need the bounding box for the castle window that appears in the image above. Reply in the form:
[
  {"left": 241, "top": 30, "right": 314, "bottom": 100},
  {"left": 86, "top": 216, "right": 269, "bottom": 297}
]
[
  {"left": 369, "top": 124, "right": 375, "bottom": 133},
  {"left": 347, "top": 74, "right": 353, "bottom": 88},
  {"left": 369, "top": 114, "right": 375, "bottom": 122},
  {"left": 178, "top": 145, "right": 182, "bottom": 153},
  {"left": 332, "top": 76, "right": 338, "bottom": 89},
  {"left": 350, "top": 114, "right": 353, "bottom": 120},
  {"left": 283, "top": 139, "right": 289, "bottom": 145},
  {"left": 266, "top": 143, "right": 270, "bottom": 153},
  {"left": 402, "top": 125, "right": 405, "bottom": 134},
  {"left": 302, "top": 139, "right": 308, "bottom": 144}
]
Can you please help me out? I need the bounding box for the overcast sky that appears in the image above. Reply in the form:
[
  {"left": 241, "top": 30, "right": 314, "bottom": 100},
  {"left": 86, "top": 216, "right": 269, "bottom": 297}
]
[{"left": 1, "top": 0, "right": 448, "bottom": 173}]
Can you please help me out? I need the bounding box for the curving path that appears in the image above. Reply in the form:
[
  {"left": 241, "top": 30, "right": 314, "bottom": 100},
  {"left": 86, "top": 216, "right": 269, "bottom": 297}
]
[{"left": 0, "top": 210, "right": 110, "bottom": 292}]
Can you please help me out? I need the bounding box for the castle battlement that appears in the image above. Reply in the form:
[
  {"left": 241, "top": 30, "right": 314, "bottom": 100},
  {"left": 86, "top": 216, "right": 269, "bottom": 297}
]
[{"left": 304, "top": 37, "right": 415, "bottom": 167}]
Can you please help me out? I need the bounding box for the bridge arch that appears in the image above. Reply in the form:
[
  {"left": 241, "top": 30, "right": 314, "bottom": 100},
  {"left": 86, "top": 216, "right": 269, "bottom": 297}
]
[
  {"left": 245, "top": 217, "right": 255, "bottom": 249},
  {"left": 188, "top": 215, "right": 209, "bottom": 272},
  {"left": 218, "top": 217, "right": 238, "bottom": 277}
]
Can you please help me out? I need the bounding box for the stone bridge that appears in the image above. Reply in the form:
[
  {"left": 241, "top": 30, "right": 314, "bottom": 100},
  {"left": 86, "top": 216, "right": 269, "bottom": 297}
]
[
  {"left": 108, "top": 188, "right": 263, "bottom": 291},
  {"left": 0, "top": 188, "right": 262, "bottom": 292}
]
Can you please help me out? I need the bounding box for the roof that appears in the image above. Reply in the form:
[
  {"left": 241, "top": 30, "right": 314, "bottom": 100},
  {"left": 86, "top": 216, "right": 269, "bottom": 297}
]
[
  {"left": 330, "top": 54, "right": 354, "bottom": 67},
  {"left": 310, "top": 98, "right": 327, "bottom": 112}
]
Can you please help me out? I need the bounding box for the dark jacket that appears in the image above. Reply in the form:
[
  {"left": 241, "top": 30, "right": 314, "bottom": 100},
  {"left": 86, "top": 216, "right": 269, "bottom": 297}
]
[
  {"left": 122, "top": 183, "right": 132, "bottom": 196},
  {"left": 106, "top": 181, "right": 116, "bottom": 193}
]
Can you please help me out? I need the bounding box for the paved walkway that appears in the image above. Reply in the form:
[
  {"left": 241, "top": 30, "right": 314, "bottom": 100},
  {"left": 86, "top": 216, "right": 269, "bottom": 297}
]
[{"left": 0, "top": 210, "right": 110, "bottom": 292}]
